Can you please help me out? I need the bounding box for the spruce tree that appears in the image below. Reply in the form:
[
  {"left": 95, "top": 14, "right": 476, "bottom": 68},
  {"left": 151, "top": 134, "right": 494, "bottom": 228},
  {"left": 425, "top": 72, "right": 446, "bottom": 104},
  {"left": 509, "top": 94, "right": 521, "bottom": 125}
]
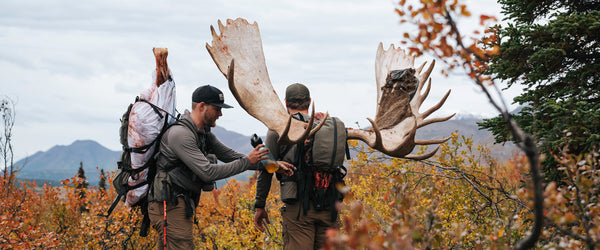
[
  {"left": 479, "top": 0, "right": 600, "bottom": 182},
  {"left": 98, "top": 168, "right": 106, "bottom": 193},
  {"left": 75, "top": 162, "right": 89, "bottom": 212}
]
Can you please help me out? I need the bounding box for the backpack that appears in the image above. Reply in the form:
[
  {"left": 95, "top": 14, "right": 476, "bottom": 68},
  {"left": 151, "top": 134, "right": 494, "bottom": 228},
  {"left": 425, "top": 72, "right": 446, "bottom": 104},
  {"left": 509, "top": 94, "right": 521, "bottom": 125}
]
[
  {"left": 102, "top": 95, "right": 178, "bottom": 237},
  {"left": 290, "top": 114, "right": 350, "bottom": 221},
  {"left": 306, "top": 116, "right": 348, "bottom": 171}
]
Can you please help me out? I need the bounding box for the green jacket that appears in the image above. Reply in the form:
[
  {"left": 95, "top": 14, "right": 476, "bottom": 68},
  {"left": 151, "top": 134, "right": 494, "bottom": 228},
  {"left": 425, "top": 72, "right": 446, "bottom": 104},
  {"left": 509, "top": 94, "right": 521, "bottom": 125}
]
[{"left": 149, "top": 110, "right": 256, "bottom": 203}]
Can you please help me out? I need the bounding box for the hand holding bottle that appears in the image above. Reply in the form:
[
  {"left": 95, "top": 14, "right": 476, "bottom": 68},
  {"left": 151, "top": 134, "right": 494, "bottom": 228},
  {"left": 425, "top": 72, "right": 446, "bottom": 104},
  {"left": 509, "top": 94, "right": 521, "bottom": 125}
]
[{"left": 251, "top": 134, "right": 279, "bottom": 173}]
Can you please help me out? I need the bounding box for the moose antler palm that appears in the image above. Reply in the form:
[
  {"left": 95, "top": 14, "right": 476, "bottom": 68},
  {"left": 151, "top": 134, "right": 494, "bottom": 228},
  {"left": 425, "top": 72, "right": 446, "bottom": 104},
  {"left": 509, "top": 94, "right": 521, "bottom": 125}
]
[
  {"left": 206, "top": 18, "right": 325, "bottom": 145},
  {"left": 206, "top": 18, "right": 453, "bottom": 159},
  {"left": 346, "top": 43, "right": 454, "bottom": 159}
]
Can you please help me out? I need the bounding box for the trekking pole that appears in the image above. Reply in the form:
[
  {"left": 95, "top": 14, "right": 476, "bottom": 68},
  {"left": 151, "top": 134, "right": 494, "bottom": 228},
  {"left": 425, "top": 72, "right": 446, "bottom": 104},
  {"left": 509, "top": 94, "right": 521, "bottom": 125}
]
[
  {"left": 162, "top": 181, "right": 168, "bottom": 250},
  {"left": 163, "top": 200, "right": 167, "bottom": 250}
]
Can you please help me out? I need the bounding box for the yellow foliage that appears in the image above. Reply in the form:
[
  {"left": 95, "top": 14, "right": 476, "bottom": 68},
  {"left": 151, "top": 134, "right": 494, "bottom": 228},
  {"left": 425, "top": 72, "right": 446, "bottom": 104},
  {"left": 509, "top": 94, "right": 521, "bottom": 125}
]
[{"left": 1, "top": 133, "right": 598, "bottom": 248}]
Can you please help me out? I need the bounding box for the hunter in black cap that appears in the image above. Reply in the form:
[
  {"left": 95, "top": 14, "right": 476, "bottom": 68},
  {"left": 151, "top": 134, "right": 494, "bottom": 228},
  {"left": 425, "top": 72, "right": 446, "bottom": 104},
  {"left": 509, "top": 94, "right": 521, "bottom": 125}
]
[
  {"left": 192, "top": 85, "right": 233, "bottom": 108},
  {"left": 148, "top": 83, "right": 296, "bottom": 249}
]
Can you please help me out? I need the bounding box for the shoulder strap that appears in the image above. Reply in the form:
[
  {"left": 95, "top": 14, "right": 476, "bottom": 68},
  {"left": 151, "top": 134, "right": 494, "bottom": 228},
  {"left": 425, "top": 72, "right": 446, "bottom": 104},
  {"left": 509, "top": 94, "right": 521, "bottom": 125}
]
[
  {"left": 345, "top": 128, "right": 351, "bottom": 160},
  {"left": 124, "top": 97, "right": 179, "bottom": 154},
  {"left": 174, "top": 119, "right": 205, "bottom": 154},
  {"left": 135, "top": 96, "right": 180, "bottom": 121}
]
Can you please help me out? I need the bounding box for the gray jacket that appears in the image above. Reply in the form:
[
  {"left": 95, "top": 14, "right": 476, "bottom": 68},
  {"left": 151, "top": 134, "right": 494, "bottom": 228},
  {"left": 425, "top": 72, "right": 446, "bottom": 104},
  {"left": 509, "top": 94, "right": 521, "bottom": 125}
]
[{"left": 149, "top": 110, "right": 256, "bottom": 203}]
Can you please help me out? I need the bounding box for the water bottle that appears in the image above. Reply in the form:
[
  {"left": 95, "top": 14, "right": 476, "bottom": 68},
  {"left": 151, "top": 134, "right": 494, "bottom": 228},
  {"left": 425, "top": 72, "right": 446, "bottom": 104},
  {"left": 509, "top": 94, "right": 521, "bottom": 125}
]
[{"left": 251, "top": 134, "right": 279, "bottom": 173}]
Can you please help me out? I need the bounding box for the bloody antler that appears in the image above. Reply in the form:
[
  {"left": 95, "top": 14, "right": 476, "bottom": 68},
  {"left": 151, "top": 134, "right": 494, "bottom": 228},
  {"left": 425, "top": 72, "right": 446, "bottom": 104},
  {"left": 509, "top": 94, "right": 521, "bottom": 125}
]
[{"left": 206, "top": 18, "right": 326, "bottom": 144}]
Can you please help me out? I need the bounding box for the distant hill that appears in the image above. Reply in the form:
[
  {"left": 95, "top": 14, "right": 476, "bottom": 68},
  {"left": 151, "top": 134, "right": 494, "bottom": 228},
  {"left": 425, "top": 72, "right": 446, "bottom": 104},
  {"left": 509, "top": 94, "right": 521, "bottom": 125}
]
[
  {"left": 13, "top": 116, "right": 519, "bottom": 186},
  {"left": 211, "top": 126, "right": 255, "bottom": 155},
  {"left": 15, "top": 140, "right": 119, "bottom": 186},
  {"left": 414, "top": 115, "right": 518, "bottom": 160}
]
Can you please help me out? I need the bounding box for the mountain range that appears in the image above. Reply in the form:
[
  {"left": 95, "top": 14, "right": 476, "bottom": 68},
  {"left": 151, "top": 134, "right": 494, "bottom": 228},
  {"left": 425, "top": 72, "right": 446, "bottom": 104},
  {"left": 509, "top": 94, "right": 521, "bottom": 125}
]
[
  {"left": 13, "top": 115, "right": 518, "bottom": 186},
  {"left": 14, "top": 126, "right": 256, "bottom": 186}
]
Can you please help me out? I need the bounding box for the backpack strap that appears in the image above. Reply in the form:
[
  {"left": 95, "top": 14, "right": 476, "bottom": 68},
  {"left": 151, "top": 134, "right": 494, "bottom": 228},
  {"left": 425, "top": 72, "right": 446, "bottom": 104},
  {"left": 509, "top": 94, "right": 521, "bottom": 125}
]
[
  {"left": 330, "top": 118, "right": 339, "bottom": 166},
  {"left": 101, "top": 177, "right": 149, "bottom": 218},
  {"left": 175, "top": 118, "right": 204, "bottom": 154},
  {"left": 175, "top": 118, "right": 209, "bottom": 218},
  {"left": 123, "top": 97, "right": 179, "bottom": 155},
  {"left": 345, "top": 128, "right": 351, "bottom": 160}
]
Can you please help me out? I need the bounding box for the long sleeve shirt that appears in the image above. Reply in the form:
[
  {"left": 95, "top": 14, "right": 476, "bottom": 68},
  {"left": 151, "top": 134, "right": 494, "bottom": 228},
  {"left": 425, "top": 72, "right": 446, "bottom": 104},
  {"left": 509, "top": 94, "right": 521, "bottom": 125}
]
[
  {"left": 150, "top": 110, "right": 256, "bottom": 202},
  {"left": 254, "top": 113, "right": 308, "bottom": 208}
]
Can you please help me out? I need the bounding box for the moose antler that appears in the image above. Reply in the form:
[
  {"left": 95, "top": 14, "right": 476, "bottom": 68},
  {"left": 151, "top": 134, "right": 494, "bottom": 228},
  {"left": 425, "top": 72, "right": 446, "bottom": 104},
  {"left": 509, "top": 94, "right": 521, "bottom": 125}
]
[
  {"left": 206, "top": 18, "right": 326, "bottom": 144},
  {"left": 347, "top": 43, "right": 454, "bottom": 159}
]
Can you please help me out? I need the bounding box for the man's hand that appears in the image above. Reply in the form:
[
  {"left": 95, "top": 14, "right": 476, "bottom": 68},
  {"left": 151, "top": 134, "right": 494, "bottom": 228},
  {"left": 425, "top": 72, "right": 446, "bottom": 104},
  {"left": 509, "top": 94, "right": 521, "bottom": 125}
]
[
  {"left": 247, "top": 144, "right": 270, "bottom": 165},
  {"left": 276, "top": 161, "right": 295, "bottom": 176},
  {"left": 254, "top": 208, "right": 270, "bottom": 232}
]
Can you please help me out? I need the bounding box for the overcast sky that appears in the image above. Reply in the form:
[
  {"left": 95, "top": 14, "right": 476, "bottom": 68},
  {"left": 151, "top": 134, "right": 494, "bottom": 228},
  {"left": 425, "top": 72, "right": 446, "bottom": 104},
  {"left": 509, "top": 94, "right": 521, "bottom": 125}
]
[{"left": 1, "top": 0, "right": 514, "bottom": 161}]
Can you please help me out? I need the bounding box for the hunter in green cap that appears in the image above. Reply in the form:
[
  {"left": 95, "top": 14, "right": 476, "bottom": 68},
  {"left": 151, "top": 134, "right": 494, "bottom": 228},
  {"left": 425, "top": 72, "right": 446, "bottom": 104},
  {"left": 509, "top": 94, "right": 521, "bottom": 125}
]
[
  {"left": 255, "top": 82, "right": 342, "bottom": 250},
  {"left": 285, "top": 82, "right": 310, "bottom": 104}
]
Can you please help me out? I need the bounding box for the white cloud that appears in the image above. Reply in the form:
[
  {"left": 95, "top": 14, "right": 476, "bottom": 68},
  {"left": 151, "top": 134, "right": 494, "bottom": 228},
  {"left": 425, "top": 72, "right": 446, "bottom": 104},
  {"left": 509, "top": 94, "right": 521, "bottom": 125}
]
[{"left": 1, "top": 0, "right": 515, "bottom": 161}]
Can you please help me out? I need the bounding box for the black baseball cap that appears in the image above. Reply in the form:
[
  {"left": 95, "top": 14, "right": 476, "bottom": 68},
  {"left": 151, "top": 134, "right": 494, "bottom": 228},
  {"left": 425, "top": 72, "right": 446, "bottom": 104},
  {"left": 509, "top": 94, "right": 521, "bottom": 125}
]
[{"left": 192, "top": 85, "right": 233, "bottom": 109}]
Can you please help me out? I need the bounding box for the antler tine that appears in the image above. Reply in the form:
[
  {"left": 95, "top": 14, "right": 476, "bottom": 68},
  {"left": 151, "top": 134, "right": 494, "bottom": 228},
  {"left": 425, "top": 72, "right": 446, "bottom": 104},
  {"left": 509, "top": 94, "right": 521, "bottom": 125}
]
[
  {"left": 308, "top": 110, "right": 329, "bottom": 137},
  {"left": 205, "top": 30, "right": 227, "bottom": 78},
  {"left": 226, "top": 60, "right": 245, "bottom": 110},
  {"left": 279, "top": 104, "right": 319, "bottom": 144},
  {"left": 404, "top": 145, "right": 442, "bottom": 160},
  {"left": 411, "top": 75, "right": 431, "bottom": 111},
  {"left": 279, "top": 115, "right": 293, "bottom": 145},
  {"left": 367, "top": 118, "right": 383, "bottom": 149},
  {"left": 415, "top": 137, "right": 450, "bottom": 145},
  {"left": 419, "top": 113, "right": 455, "bottom": 128},
  {"left": 418, "top": 59, "right": 436, "bottom": 85},
  {"left": 412, "top": 61, "right": 436, "bottom": 108},
  {"left": 415, "top": 61, "right": 426, "bottom": 74},
  {"left": 218, "top": 19, "right": 225, "bottom": 34},
  {"left": 419, "top": 89, "right": 452, "bottom": 121}
]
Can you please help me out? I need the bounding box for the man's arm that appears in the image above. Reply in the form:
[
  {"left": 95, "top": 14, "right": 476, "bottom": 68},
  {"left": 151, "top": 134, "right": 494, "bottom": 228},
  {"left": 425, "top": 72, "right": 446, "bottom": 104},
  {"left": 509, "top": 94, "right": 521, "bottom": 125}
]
[
  {"left": 166, "top": 125, "right": 252, "bottom": 183},
  {"left": 253, "top": 130, "right": 280, "bottom": 232},
  {"left": 206, "top": 132, "right": 247, "bottom": 163},
  {"left": 254, "top": 130, "right": 281, "bottom": 208}
]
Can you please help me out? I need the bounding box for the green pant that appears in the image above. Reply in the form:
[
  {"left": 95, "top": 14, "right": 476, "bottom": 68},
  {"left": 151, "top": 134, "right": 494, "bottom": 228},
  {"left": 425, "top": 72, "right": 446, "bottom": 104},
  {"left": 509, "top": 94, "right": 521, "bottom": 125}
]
[
  {"left": 148, "top": 197, "right": 194, "bottom": 250},
  {"left": 281, "top": 202, "right": 341, "bottom": 250}
]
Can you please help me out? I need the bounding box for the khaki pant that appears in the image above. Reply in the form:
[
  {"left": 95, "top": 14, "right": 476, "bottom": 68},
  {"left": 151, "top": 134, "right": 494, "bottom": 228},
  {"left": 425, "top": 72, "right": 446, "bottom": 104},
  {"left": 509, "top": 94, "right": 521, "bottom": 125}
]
[
  {"left": 281, "top": 202, "right": 341, "bottom": 250},
  {"left": 148, "top": 197, "right": 194, "bottom": 250}
]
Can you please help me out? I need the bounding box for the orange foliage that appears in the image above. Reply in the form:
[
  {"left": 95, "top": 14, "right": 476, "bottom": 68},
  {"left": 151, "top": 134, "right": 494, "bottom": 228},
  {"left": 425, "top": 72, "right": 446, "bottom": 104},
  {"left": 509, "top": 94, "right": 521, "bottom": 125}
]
[
  {"left": 325, "top": 133, "right": 530, "bottom": 249},
  {"left": 0, "top": 170, "right": 155, "bottom": 249},
  {"left": 395, "top": 0, "right": 499, "bottom": 85},
  {"left": 1, "top": 136, "right": 597, "bottom": 248}
]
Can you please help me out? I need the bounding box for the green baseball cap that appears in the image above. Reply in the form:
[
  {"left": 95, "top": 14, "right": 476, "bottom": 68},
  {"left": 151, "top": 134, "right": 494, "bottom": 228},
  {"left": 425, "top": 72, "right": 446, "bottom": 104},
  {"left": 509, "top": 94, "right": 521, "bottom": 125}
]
[{"left": 285, "top": 83, "right": 310, "bottom": 103}]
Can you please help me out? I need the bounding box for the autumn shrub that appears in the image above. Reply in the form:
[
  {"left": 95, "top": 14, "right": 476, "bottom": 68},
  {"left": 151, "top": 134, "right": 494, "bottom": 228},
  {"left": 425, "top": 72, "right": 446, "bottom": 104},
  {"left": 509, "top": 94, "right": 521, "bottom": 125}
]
[
  {"left": 194, "top": 175, "right": 285, "bottom": 249},
  {"left": 2, "top": 134, "right": 597, "bottom": 249},
  {"left": 325, "top": 132, "right": 530, "bottom": 249},
  {"left": 0, "top": 175, "right": 60, "bottom": 248},
  {"left": 537, "top": 149, "right": 600, "bottom": 248},
  {"left": 1, "top": 169, "right": 155, "bottom": 249}
]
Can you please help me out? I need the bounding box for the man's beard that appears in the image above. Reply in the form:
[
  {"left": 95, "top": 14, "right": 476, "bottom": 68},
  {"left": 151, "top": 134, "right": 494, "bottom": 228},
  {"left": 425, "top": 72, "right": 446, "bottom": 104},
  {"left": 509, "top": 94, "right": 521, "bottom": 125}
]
[{"left": 204, "top": 112, "right": 217, "bottom": 127}]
